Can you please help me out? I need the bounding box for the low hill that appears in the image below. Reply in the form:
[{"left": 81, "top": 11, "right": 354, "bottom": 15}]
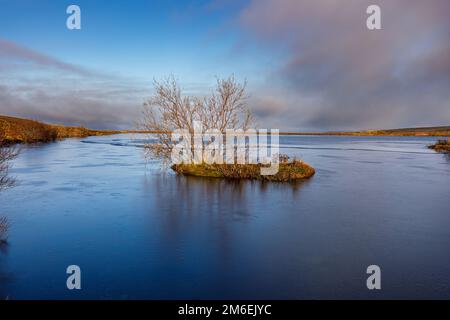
[
  {"left": 281, "top": 126, "right": 450, "bottom": 136},
  {"left": 0, "top": 115, "right": 121, "bottom": 145}
]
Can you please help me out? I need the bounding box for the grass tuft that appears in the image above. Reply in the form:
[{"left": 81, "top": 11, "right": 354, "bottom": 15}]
[{"left": 428, "top": 139, "right": 450, "bottom": 153}]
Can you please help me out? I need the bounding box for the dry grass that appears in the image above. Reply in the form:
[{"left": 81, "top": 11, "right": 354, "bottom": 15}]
[
  {"left": 0, "top": 115, "right": 121, "bottom": 145},
  {"left": 280, "top": 126, "right": 450, "bottom": 136},
  {"left": 428, "top": 139, "right": 450, "bottom": 153},
  {"left": 172, "top": 156, "right": 315, "bottom": 182}
]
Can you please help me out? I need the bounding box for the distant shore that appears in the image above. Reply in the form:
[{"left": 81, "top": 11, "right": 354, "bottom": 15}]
[
  {"left": 0, "top": 115, "right": 122, "bottom": 145},
  {"left": 1, "top": 114, "right": 449, "bottom": 145},
  {"left": 131, "top": 127, "right": 450, "bottom": 137},
  {"left": 278, "top": 127, "right": 450, "bottom": 137}
]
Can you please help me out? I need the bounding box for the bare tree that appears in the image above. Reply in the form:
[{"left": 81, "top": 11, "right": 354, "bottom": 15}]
[
  {"left": 0, "top": 129, "right": 17, "bottom": 191},
  {"left": 0, "top": 129, "right": 17, "bottom": 245},
  {"left": 141, "top": 75, "right": 253, "bottom": 163}
]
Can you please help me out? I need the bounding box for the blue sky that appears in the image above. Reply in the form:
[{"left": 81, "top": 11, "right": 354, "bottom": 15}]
[
  {"left": 1, "top": 0, "right": 257, "bottom": 83},
  {"left": 1, "top": 0, "right": 449, "bottom": 130}
]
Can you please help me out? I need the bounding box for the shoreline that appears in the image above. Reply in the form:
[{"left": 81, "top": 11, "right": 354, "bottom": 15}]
[
  {"left": 2, "top": 115, "right": 449, "bottom": 146},
  {"left": 0, "top": 115, "right": 123, "bottom": 145}
]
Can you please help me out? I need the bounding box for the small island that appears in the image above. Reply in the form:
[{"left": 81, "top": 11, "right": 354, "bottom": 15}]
[
  {"left": 141, "top": 76, "right": 317, "bottom": 183},
  {"left": 172, "top": 156, "right": 315, "bottom": 182},
  {"left": 428, "top": 139, "right": 450, "bottom": 153}
]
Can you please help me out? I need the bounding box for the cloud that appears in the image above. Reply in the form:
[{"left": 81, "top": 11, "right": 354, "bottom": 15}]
[
  {"left": 0, "top": 38, "right": 92, "bottom": 76},
  {"left": 2, "top": 0, "right": 450, "bottom": 132},
  {"left": 0, "top": 84, "right": 144, "bottom": 130},
  {"left": 0, "top": 39, "right": 147, "bottom": 129},
  {"left": 239, "top": 0, "right": 450, "bottom": 130}
]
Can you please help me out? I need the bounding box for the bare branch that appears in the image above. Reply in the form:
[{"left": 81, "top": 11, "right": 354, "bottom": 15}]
[
  {"left": 141, "top": 75, "right": 253, "bottom": 163},
  {"left": 0, "top": 128, "right": 18, "bottom": 191}
]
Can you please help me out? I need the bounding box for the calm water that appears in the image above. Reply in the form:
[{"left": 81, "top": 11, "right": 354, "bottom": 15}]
[{"left": 0, "top": 135, "right": 449, "bottom": 299}]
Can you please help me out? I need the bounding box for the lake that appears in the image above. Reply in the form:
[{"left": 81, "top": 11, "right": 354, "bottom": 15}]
[{"left": 1, "top": 135, "right": 449, "bottom": 299}]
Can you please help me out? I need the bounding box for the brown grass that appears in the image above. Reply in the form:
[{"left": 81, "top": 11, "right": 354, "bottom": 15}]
[
  {"left": 0, "top": 115, "right": 121, "bottom": 145},
  {"left": 279, "top": 126, "right": 450, "bottom": 136},
  {"left": 428, "top": 139, "right": 450, "bottom": 153}
]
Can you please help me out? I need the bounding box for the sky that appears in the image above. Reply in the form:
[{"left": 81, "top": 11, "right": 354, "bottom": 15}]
[{"left": 0, "top": 0, "right": 449, "bottom": 130}]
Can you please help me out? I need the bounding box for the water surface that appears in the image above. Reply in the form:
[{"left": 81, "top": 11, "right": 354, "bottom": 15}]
[{"left": 1, "top": 135, "right": 449, "bottom": 299}]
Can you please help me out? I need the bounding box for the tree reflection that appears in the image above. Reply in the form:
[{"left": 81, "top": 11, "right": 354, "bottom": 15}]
[
  {"left": 141, "top": 174, "right": 309, "bottom": 273},
  {"left": 0, "top": 217, "right": 8, "bottom": 249},
  {"left": 0, "top": 216, "right": 11, "bottom": 299}
]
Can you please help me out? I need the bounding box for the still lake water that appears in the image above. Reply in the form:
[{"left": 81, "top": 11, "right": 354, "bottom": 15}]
[{"left": 0, "top": 134, "right": 449, "bottom": 299}]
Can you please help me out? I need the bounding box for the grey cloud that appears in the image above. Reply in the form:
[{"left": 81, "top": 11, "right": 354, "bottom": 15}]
[
  {"left": 239, "top": 0, "right": 450, "bottom": 130},
  {"left": 0, "top": 38, "right": 93, "bottom": 76},
  {"left": 0, "top": 39, "right": 148, "bottom": 129},
  {"left": 0, "top": 84, "right": 142, "bottom": 130}
]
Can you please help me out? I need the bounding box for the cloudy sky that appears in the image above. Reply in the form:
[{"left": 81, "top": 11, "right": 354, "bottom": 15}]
[{"left": 1, "top": 0, "right": 449, "bottom": 130}]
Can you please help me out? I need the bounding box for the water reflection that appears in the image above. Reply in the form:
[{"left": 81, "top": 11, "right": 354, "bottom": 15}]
[
  {"left": 142, "top": 174, "right": 309, "bottom": 280},
  {"left": 2, "top": 135, "right": 450, "bottom": 299},
  {"left": 0, "top": 216, "right": 8, "bottom": 252},
  {"left": 0, "top": 216, "right": 11, "bottom": 299},
  {"left": 148, "top": 174, "right": 307, "bottom": 221}
]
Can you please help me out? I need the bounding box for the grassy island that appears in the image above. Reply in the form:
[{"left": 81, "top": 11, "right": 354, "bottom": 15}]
[
  {"left": 172, "top": 157, "right": 315, "bottom": 182},
  {"left": 428, "top": 139, "right": 450, "bottom": 153}
]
